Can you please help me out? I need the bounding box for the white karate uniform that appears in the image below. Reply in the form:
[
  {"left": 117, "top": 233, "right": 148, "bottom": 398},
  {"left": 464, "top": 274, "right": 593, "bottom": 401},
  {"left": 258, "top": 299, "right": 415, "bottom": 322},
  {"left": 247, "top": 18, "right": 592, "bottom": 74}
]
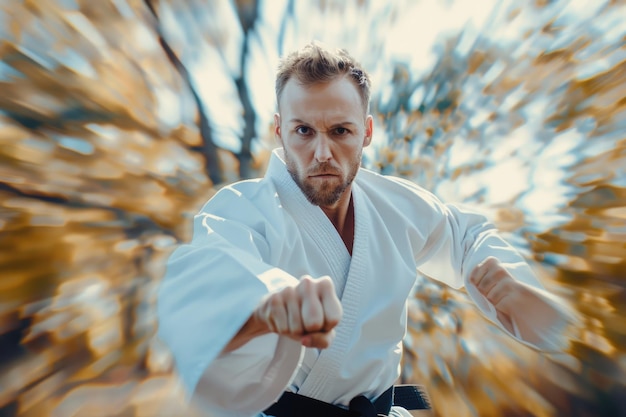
[{"left": 157, "top": 148, "right": 550, "bottom": 417}]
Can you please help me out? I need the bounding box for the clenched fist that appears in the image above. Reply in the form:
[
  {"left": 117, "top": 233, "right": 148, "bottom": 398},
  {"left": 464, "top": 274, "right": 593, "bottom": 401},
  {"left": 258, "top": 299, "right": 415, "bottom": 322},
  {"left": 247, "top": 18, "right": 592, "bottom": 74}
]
[
  {"left": 469, "top": 256, "right": 523, "bottom": 331},
  {"left": 469, "top": 256, "right": 576, "bottom": 351},
  {"left": 224, "top": 275, "right": 343, "bottom": 352},
  {"left": 255, "top": 275, "right": 342, "bottom": 348}
]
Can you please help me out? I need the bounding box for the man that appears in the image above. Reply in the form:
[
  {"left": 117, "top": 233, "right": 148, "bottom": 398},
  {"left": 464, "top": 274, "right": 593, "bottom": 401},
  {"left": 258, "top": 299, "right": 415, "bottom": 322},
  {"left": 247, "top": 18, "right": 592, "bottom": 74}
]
[{"left": 157, "top": 42, "right": 575, "bottom": 417}]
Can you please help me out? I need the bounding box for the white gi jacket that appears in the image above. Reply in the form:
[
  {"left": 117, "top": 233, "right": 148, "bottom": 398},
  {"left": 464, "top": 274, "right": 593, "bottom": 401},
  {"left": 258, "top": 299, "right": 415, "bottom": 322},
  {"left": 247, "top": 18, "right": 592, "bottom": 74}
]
[{"left": 157, "top": 148, "right": 549, "bottom": 417}]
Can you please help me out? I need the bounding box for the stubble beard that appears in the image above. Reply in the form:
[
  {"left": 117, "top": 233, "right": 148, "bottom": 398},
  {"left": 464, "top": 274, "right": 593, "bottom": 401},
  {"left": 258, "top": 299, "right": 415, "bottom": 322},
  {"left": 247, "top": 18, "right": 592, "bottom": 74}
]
[{"left": 285, "top": 156, "right": 360, "bottom": 207}]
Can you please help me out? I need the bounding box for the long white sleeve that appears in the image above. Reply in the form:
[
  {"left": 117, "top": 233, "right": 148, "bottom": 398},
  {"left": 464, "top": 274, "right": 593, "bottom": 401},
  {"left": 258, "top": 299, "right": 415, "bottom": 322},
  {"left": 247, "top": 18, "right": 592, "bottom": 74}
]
[
  {"left": 156, "top": 184, "right": 303, "bottom": 416},
  {"left": 420, "top": 200, "right": 571, "bottom": 351},
  {"left": 370, "top": 175, "right": 567, "bottom": 351}
]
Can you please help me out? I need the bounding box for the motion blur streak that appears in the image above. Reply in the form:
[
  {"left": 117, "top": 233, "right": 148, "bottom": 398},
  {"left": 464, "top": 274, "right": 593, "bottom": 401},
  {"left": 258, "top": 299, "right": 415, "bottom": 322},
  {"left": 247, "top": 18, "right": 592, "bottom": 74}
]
[{"left": 0, "top": 0, "right": 624, "bottom": 416}]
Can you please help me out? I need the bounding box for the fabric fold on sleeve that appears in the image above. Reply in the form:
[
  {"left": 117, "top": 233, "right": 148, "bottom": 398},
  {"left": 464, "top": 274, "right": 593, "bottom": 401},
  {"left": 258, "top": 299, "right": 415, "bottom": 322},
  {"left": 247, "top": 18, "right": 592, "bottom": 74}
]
[
  {"left": 466, "top": 271, "right": 576, "bottom": 352},
  {"left": 193, "top": 334, "right": 304, "bottom": 417},
  {"left": 156, "top": 204, "right": 302, "bottom": 414},
  {"left": 416, "top": 201, "right": 571, "bottom": 351}
]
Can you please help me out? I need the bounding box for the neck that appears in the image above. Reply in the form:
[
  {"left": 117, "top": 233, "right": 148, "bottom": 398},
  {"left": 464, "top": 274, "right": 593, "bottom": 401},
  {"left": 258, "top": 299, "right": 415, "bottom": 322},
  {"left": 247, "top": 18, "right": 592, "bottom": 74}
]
[{"left": 320, "top": 189, "right": 355, "bottom": 255}]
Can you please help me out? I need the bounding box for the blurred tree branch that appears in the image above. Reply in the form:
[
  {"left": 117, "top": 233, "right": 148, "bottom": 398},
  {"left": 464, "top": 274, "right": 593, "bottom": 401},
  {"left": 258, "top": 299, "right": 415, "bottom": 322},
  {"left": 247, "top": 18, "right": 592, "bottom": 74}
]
[{"left": 144, "top": 0, "right": 223, "bottom": 186}]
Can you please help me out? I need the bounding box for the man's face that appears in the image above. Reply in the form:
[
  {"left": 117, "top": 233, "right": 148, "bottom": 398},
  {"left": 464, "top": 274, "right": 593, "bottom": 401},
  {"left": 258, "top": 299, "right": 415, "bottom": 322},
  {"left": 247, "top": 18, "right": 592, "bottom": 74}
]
[{"left": 274, "top": 75, "right": 373, "bottom": 208}]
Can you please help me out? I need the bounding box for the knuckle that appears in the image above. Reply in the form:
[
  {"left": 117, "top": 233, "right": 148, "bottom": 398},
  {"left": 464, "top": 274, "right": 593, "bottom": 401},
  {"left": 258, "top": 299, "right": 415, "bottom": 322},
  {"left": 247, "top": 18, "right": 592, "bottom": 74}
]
[
  {"left": 281, "top": 286, "right": 296, "bottom": 298},
  {"left": 269, "top": 294, "right": 284, "bottom": 309},
  {"left": 327, "top": 304, "right": 342, "bottom": 321},
  {"left": 312, "top": 334, "right": 330, "bottom": 349},
  {"left": 485, "top": 256, "right": 498, "bottom": 265},
  {"left": 306, "top": 306, "right": 323, "bottom": 322},
  {"left": 502, "top": 279, "right": 516, "bottom": 292},
  {"left": 317, "top": 276, "right": 334, "bottom": 291},
  {"left": 298, "top": 276, "right": 314, "bottom": 291},
  {"left": 304, "top": 314, "right": 324, "bottom": 332},
  {"left": 326, "top": 317, "right": 340, "bottom": 329}
]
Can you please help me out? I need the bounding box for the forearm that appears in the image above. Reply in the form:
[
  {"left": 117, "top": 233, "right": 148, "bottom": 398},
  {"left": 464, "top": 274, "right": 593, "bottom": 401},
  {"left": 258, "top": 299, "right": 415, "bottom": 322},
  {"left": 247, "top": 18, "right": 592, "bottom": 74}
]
[
  {"left": 222, "top": 313, "right": 269, "bottom": 353},
  {"left": 469, "top": 257, "right": 577, "bottom": 352},
  {"left": 507, "top": 285, "right": 576, "bottom": 351}
]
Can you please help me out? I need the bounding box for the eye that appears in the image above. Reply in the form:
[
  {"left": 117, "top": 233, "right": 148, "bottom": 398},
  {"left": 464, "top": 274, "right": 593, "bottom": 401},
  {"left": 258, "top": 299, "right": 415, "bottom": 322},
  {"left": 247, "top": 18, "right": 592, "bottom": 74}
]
[
  {"left": 333, "top": 127, "right": 350, "bottom": 136},
  {"left": 295, "top": 126, "right": 313, "bottom": 136}
]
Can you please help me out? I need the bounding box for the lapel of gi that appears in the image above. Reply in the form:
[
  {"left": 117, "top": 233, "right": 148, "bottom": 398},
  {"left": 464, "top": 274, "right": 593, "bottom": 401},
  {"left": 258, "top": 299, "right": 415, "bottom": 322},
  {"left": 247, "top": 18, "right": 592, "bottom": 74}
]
[
  {"left": 270, "top": 154, "right": 351, "bottom": 291},
  {"left": 296, "top": 181, "right": 370, "bottom": 401},
  {"left": 268, "top": 151, "right": 371, "bottom": 401}
]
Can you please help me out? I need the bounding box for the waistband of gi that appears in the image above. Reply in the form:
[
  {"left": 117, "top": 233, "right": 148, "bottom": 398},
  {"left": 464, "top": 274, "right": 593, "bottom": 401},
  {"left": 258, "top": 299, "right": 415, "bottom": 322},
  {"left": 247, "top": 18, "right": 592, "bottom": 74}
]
[{"left": 263, "top": 384, "right": 431, "bottom": 417}]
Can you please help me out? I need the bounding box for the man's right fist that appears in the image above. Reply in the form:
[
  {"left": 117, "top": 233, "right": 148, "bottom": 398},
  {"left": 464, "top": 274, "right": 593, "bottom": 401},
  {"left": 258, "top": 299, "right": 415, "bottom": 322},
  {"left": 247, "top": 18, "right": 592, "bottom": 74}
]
[{"left": 254, "top": 275, "right": 342, "bottom": 349}]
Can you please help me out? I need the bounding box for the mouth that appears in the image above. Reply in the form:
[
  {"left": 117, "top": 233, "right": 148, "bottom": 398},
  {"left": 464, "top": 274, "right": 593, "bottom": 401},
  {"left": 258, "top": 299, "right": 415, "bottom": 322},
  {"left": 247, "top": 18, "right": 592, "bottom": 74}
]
[{"left": 310, "top": 173, "right": 338, "bottom": 179}]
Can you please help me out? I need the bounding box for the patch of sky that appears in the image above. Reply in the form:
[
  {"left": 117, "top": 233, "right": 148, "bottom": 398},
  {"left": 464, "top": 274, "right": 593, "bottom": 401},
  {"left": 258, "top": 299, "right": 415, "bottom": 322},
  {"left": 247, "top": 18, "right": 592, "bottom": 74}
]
[
  {"left": 489, "top": 134, "right": 518, "bottom": 161},
  {"left": 487, "top": 2, "right": 533, "bottom": 46},
  {"left": 497, "top": 124, "right": 543, "bottom": 163},
  {"left": 190, "top": 48, "right": 244, "bottom": 153},
  {"left": 0, "top": 61, "right": 22, "bottom": 81},
  {"left": 574, "top": 116, "right": 597, "bottom": 135},
  {"left": 376, "top": 83, "right": 397, "bottom": 111},
  {"left": 87, "top": 124, "right": 120, "bottom": 145},
  {"left": 541, "top": 252, "right": 574, "bottom": 268},
  {"left": 15, "top": 34, "right": 56, "bottom": 71},
  {"left": 246, "top": 30, "right": 278, "bottom": 135},
  {"left": 435, "top": 176, "right": 482, "bottom": 204},
  {"left": 480, "top": 158, "right": 530, "bottom": 205},
  {"left": 509, "top": 37, "right": 537, "bottom": 61},
  {"left": 556, "top": 230, "right": 587, "bottom": 242},
  {"left": 129, "top": 21, "right": 160, "bottom": 55},
  {"left": 259, "top": 0, "right": 287, "bottom": 30},
  {"left": 408, "top": 86, "right": 426, "bottom": 110},
  {"left": 23, "top": 137, "right": 55, "bottom": 153},
  {"left": 56, "top": 48, "right": 97, "bottom": 78},
  {"left": 593, "top": 13, "right": 626, "bottom": 46},
  {"left": 214, "top": 1, "right": 244, "bottom": 76},
  {"left": 454, "top": 24, "right": 479, "bottom": 57},
  {"left": 468, "top": 108, "right": 492, "bottom": 130},
  {"left": 383, "top": 0, "right": 460, "bottom": 76},
  {"left": 110, "top": 0, "right": 134, "bottom": 19},
  {"left": 57, "top": 137, "right": 95, "bottom": 155},
  {"left": 574, "top": 58, "right": 614, "bottom": 80},
  {"left": 610, "top": 176, "right": 626, "bottom": 187},
  {"left": 521, "top": 96, "right": 551, "bottom": 127},
  {"left": 64, "top": 12, "right": 108, "bottom": 52},
  {"left": 515, "top": 130, "right": 583, "bottom": 222},
  {"left": 158, "top": 2, "right": 190, "bottom": 58},
  {"left": 121, "top": 150, "right": 143, "bottom": 167},
  {"left": 482, "top": 60, "right": 506, "bottom": 87},
  {"left": 519, "top": 178, "right": 574, "bottom": 223},
  {"left": 538, "top": 128, "right": 584, "bottom": 168},
  {"left": 542, "top": 26, "right": 582, "bottom": 55},
  {"left": 56, "top": 0, "right": 79, "bottom": 9},
  {"left": 153, "top": 86, "right": 182, "bottom": 130},
  {"left": 559, "top": 0, "right": 609, "bottom": 21},
  {"left": 499, "top": 85, "right": 526, "bottom": 113},
  {"left": 0, "top": 10, "right": 9, "bottom": 40},
  {"left": 210, "top": 124, "right": 243, "bottom": 154},
  {"left": 155, "top": 156, "right": 177, "bottom": 176}
]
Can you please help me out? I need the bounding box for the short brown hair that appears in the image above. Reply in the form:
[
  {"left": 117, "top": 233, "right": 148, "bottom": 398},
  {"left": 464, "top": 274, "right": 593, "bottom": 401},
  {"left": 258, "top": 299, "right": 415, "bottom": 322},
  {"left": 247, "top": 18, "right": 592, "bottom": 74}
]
[{"left": 275, "top": 42, "right": 371, "bottom": 114}]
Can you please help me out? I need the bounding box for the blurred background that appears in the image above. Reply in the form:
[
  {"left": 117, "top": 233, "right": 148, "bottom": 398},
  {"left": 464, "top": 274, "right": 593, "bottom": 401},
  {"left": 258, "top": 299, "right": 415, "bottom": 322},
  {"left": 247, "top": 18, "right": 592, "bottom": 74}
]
[{"left": 0, "top": 0, "right": 625, "bottom": 416}]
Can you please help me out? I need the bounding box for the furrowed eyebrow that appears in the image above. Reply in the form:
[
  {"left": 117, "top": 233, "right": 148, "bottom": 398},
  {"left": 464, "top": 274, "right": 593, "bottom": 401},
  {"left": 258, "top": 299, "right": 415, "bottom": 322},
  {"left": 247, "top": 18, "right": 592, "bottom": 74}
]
[
  {"left": 329, "top": 122, "right": 356, "bottom": 128},
  {"left": 287, "top": 118, "right": 357, "bottom": 128}
]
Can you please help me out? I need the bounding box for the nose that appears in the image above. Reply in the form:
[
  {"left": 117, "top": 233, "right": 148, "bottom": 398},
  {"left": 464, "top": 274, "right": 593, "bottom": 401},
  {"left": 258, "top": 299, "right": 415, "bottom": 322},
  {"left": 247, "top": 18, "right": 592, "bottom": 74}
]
[{"left": 314, "top": 135, "right": 332, "bottom": 162}]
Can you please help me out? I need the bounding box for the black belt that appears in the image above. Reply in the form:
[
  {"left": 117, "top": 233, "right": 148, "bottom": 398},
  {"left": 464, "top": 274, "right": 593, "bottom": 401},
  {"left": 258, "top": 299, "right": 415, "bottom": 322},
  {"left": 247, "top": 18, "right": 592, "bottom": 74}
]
[{"left": 264, "top": 385, "right": 431, "bottom": 417}]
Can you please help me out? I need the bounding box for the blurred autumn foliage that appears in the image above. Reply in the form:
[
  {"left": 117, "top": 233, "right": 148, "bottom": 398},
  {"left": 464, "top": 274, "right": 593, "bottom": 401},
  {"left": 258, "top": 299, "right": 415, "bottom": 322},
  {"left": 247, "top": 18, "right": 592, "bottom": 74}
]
[{"left": 0, "top": 0, "right": 625, "bottom": 416}]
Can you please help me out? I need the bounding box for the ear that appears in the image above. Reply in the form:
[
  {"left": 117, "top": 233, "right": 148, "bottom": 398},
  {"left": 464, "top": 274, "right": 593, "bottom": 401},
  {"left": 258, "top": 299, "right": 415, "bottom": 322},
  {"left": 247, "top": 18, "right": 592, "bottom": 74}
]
[
  {"left": 274, "top": 113, "right": 283, "bottom": 146},
  {"left": 363, "top": 115, "right": 373, "bottom": 147}
]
